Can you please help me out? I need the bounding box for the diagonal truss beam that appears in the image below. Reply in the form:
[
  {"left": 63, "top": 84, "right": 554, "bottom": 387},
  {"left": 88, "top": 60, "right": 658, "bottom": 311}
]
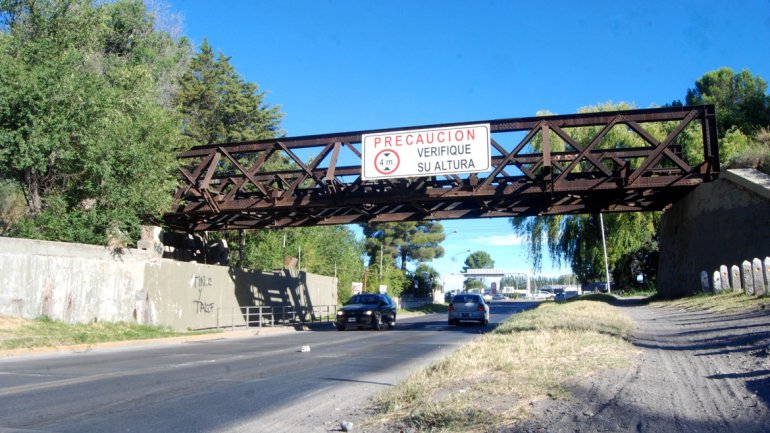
[{"left": 164, "top": 105, "right": 719, "bottom": 232}]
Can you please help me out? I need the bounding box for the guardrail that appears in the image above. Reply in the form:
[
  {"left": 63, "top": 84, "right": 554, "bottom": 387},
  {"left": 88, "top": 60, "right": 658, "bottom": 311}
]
[{"left": 214, "top": 305, "right": 337, "bottom": 330}]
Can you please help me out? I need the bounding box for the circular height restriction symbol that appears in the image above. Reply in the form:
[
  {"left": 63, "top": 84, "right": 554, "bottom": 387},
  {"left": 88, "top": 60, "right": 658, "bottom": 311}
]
[{"left": 374, "top": 149, "right": 400, "bottom": 176}]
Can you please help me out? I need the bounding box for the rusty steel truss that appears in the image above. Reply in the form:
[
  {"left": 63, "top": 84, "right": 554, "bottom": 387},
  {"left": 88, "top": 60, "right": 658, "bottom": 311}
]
[{"left": 164, "top": 105, "right": 719, "bottom": 232}]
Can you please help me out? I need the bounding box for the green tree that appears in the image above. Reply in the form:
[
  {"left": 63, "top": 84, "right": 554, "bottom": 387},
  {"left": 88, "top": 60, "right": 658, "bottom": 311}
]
[
  {"left": 239, "top": 225, "right": 366, "bottom": 303},
  {"left": 0, "top": 0, "right": 188, "bottom": 245},
  {"left": 510, "top": 102, "right": 667, "bottom": 288},
  {"left": 685, "top": 69, "right": 770, "bottom": 175},
  {"left": 362, "top": 221, "right": 446, "bottom": 271},
  {"left": 462, "top": 250, "right": 494, "bottom": 270},
  {"left": 462, "top": 250, "right": 494, "bottom": 291},
  {"left": 0, "top": 179, "right": 24, "bottom": 235},
  {"left": 175, "top": 38, "right": 294, "bottom": 268},
  {"left": 409, "top": 263, "right": 440, "bottom": 298},
  {"left": 175, "top": 39, "right": 283, "bottom": 146},
  {"left": 686, "top": 67, "right": 770, "bottom": 138}
]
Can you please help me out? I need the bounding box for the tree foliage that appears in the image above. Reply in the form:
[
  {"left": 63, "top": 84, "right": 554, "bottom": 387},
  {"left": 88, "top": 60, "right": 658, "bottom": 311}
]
[
  {"left": 239, "top": 225, "right": 365, "bottom": 302},
  {"left": 175, "top": 39, "right": 283, "bottom": 146},
  {"left": 685, "top": 68, "right": 770, "bottom": 174},
  {"left": 408, "top": 263, "right": 440, "bottom": 298},
  {"left": 511, "top": 69, "right": 770, "bottom": 290},
  {"left": 0, "top": 179, "right": 24, "bottom": 235},
  {"left": 510, "top": 103, "right": 668, "bottom": 288},
  {"left": 362, "top": 221, "right": 446, "bottom": 271},
  {"left": 462, "top": 250, "right": 494, "bottom": 291},
  {"left": 0, "top": 0, "right": 188, "bottom": 244},
  {"left": 686, "top": 67, "right": 770, "bottom": 138}
]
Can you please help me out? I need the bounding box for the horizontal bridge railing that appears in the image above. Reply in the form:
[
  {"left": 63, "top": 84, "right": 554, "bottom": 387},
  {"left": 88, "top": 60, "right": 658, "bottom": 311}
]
[{"left": 214, "top": 305, "right": 337, "bottom": 331}]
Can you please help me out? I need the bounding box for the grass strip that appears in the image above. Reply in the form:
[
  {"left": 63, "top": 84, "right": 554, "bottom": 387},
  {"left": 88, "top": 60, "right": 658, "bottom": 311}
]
[
  {"left": 368, "top": 300, "right": 635, "bottom": 432},
  {"left": 0, "top": 316, "right": 215, "bottom": 350}
]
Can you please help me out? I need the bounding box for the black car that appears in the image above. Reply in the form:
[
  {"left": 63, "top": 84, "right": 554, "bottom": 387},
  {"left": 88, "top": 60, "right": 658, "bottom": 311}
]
[{"left": 336, "top": 293, "right": 397, "bottom": 331}]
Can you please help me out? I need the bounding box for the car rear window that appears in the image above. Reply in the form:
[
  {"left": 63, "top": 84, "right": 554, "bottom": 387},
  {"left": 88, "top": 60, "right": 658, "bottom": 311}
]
[{"left": 452, "top": 295, "right": 479, "bottom": 303}]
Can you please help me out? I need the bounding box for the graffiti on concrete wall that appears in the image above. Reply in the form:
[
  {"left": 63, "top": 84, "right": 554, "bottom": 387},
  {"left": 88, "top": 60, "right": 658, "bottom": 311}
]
[{"left": 192, "top": 274, "right": 215, "bottom": 313}]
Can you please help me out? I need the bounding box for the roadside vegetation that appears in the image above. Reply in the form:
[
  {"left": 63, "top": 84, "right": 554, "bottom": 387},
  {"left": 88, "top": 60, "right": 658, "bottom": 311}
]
[
  {"left": 0, "top": 316, "right": 212, "bottom": 351},
  {"left": 367, "top": 300, "right": 635, "bottom": 432},
  {"left": 651, "top": 291, "right": 769, "bottom": 313},
  {"left": 578, "top": 290, "right": 767, "bottom": 314},
  {"left": 398, "top": 303, "right": 448, "bottom": 316}
]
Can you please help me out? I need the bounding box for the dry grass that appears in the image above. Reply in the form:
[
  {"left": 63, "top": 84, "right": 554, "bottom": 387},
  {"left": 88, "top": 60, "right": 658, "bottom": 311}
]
[
  {"left": 653, "top": 291, "right": 769, "bottom": 313},
  {"left": 368, "top": 300, "right": 636, "bottom": 432}
]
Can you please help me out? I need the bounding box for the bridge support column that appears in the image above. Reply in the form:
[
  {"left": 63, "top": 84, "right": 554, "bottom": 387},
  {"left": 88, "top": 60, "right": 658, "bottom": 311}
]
[{"left": 657, "top": 169, "right": 770, "bottom": 297}]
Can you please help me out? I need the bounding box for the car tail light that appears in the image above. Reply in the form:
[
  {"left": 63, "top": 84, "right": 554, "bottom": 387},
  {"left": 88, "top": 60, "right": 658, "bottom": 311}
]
[
  {"left": 448, "top": 303, "right": 454, "bottom": 311},
  {"left": 477, "top": 304, "right": 485, "bottom": 312}
]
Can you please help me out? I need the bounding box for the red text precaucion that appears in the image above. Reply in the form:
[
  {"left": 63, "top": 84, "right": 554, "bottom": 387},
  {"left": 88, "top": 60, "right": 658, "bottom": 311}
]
[{"left": 371, "top": 128, "right": 477, "bottom": 148}]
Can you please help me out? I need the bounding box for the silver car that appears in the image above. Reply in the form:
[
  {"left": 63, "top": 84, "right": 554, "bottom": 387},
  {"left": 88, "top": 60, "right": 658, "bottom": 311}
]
[{"left": 448, "top": 293, "right": 489, "bottom": 326}]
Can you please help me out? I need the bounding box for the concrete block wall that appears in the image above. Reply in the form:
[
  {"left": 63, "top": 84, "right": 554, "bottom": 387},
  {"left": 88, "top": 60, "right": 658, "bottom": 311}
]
[
  {"left": 0, "top": 237, "right": 152, "bottom": 324},
  {"left": 0, "top": 237, "right": 337, "bottom": 331}
]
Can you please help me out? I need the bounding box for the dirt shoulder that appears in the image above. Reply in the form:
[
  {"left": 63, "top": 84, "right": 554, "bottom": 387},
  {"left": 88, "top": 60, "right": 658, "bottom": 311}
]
[{"left": 516, "top": 302, "right": 770, "bottom": 433}]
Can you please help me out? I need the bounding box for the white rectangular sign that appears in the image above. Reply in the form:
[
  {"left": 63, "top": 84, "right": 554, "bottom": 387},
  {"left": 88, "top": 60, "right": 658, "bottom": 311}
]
[{"left": 361, "top": 124, "right": 491, "bottom": 180}]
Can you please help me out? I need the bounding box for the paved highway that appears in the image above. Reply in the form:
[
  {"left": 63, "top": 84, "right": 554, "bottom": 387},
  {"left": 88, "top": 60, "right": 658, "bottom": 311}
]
[{"left": 0, "top": 300, "right": 538, "bottom": 432}]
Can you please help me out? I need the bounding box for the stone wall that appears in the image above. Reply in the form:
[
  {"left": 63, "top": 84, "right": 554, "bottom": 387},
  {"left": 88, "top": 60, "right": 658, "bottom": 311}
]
[
  {"left": 0, "top": 237, "right": 337, "bottom": 331},
  {"left": 657, "top": 169, "right": 770, "bottom": 297}
]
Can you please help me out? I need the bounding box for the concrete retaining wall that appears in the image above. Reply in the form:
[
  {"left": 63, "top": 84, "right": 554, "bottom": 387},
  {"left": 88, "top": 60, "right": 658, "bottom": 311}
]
[
  {"left": 657, "top": 169, "right": 770, "bottom": 297},
  {"left": 0, "top": 237, "right": 337, "bottom": 331}
]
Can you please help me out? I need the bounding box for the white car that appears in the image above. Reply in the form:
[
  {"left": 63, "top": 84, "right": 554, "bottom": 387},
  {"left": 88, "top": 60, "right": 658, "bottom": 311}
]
[
  {"left": 532, "top": 291, "right": 554, "bottom": 300},
  {"left": 448, "top": 293, "right": 490, "bottom": 326}
]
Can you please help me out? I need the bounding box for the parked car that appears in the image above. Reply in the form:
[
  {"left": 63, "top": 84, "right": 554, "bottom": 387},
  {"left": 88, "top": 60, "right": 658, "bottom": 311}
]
[
  {"left": 532, "top": 290, "right": 555, "bottom": 300},
  {"left": 448, "top": 293, "right": 489, "bottom": 326},
  {"left": 492, "top": 294, "right": 507, "bottom": 301},
  {"left": 554, "top": 292, "right": 567, "bottom": 302},
  {"left": 336, "top": 293, "right": 396, "bottom": 331}
]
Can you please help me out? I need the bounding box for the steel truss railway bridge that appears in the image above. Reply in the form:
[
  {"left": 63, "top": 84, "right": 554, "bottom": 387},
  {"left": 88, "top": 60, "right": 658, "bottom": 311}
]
[{"left": 163, "top": 105, "right": 719, "bottom": 232}]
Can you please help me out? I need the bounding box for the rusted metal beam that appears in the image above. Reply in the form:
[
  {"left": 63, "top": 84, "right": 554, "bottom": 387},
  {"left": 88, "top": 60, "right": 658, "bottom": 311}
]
[{"left": 163, "top": 106, "right": 719, "bottom": 232}]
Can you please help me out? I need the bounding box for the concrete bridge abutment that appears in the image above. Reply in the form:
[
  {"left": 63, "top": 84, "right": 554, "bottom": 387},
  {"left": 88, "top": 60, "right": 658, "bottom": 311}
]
[{"left": 657, "top": 169, "right": 770, "bottom": 297}]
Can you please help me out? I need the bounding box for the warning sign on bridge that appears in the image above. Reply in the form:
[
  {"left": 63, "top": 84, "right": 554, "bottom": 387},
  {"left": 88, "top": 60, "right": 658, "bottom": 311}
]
[{"left": 361, "top": 124, "right": 491, "bottom": 180}]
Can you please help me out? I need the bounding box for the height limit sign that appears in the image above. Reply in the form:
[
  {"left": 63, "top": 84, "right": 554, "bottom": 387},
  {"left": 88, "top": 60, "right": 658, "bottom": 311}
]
[{"left": 361, "top": 124, "right": 491, "bottom": 181}]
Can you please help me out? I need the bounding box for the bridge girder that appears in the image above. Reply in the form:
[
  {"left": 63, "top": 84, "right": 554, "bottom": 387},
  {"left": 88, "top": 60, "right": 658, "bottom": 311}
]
[{"left": 163, "top": 105, "right": 719, "bottom": 232}]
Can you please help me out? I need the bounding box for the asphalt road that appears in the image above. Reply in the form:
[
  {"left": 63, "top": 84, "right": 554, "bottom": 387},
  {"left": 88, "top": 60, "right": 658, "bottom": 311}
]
[{"left": 0, "top": 300, "right": 538, "bottom": 433}]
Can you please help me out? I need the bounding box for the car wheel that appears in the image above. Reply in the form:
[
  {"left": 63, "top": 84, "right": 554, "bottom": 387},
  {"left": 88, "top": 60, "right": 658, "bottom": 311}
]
[
  {"left": 481, "top": 318, "right": 489, "bottom": 326},
  {"left": 337, "top": 323, "right": 345, "bottom": 331},
  {"left": 373, "top": 314, "right": 383, "bottom": 331},
  {"left": 387, "top": 313, "right": 396, "bottom": 329}
]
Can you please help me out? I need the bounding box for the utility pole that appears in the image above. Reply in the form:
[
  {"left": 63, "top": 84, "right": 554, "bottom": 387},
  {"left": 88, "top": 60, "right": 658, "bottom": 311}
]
[
  {"left": 599, "top": 213, "right": 611, "bottom": 294},
  {"left": 379, "top": 242, "right": 383, "bottom": 284}
]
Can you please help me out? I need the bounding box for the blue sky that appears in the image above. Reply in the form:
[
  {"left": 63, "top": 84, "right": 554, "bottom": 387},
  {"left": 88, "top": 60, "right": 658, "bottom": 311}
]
[{"left": 166, "top": 0, "right": 770, "bottom": 288}]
